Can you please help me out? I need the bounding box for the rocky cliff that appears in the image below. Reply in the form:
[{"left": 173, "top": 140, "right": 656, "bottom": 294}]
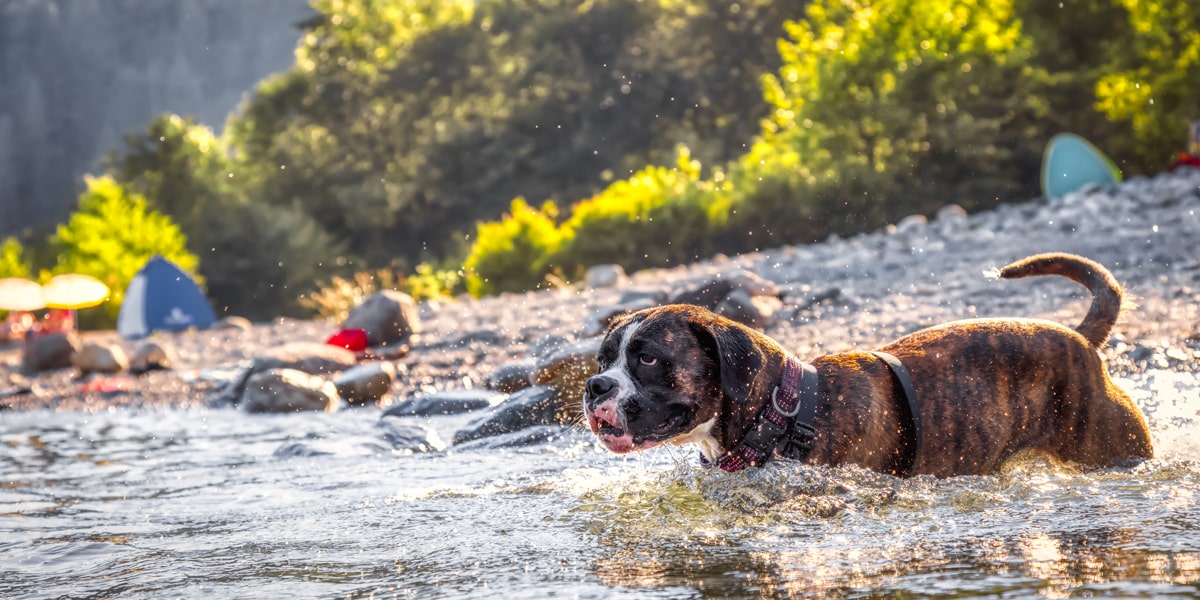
[{"left": 0, "top": 0, "right": 314, "bottom": 234}]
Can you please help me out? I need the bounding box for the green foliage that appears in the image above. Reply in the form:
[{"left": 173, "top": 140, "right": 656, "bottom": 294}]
[
  {"left": 99, "top": 0, "right": 1200, "bottom": 303},
  {"left": 1095, "top": 0, "right": 1200, "bottom": 165},
  {"left": 53, "top": 175, "right": 200, "bottom": 324},
  {"left": 0, "top": 237, "right": 30, "bottom": 279},
  {"left": 463, "top": 198, "right": 566, "bottom": 296},
  {"left": 299, "top": 262, "right": 464, "bottom": 320},
  {"left": 104, "top": 114, "right": 236, "bottom": 231},
  {"left": 222, "top": 0, "right": 805, "bottom": 266},
  {"left": 189, "top": 201, "right": 345, "bottom": 320},
  {"left": 554, "top": 146, "right": 720, "bottom": 272},
  {"left": 405, "top": 263, "right": 465, "bottom": 301}
]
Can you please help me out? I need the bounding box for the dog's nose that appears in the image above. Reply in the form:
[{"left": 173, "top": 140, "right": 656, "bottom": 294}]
[{"left": 586, "top": 375, "right": 617, "bottom": 400}]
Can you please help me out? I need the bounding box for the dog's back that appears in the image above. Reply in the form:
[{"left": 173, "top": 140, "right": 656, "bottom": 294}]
[{"left": 826, "top": 253, "right": 1154, "bottom": 476}]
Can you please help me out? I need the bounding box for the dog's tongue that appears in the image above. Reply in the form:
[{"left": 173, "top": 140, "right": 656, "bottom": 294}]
[{"left": 588, "top": 411, "right": 635, "bottom": 453}]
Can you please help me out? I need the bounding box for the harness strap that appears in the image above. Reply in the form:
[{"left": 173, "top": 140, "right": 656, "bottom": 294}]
[
  {"left": 868, "top": 350, "right": 923, "bottom": 476},
  {"left": 709, "top": 355, "right": 819, "bottom": 472}
]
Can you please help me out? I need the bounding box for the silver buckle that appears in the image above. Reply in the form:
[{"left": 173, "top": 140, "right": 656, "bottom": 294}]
[{"left": 771, "top": 386, "right": 801, "bottom": 418}]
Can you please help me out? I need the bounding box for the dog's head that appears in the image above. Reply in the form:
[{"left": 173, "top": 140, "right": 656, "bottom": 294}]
[{"left": 583, "top": 304, "right": 778, "bottom": 454}]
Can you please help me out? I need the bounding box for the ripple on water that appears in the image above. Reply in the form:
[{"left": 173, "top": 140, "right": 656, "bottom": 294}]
[{"left": 0, "top": 394, "right": 1198, "bottom": 598}]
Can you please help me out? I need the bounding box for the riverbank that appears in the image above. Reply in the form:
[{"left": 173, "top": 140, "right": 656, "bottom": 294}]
[{"left": 2, "top": 168, "right": 1198, "bottom": 413}]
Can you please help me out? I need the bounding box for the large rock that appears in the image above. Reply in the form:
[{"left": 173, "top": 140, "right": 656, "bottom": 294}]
[
  {"left": 22, "top": 332, "right": 80, "bottom": 373},
  {"left": 533, "top": 336, "right": 601, "bottom": 405},
  {"left": 342, "top": 290, "right": 421, "bottom": 347},
  {"left": 485, "top": 359, "right": 537, "bottom": 394},
  {"left": 384, "top": 389, "right": 506, "bottom": 417},
  {"left": 376, "top": 418, "right": 446, "bottom": 453},
  {"left": 670, "top": 270, "right": 779, "bottom": 309},
  {"left": 212, "top": 316, "right": 253, "bottom": 331},
  {"left": 253, "top": 342, "right": 357, "bottom": 375},
  {"left": 715, "top": 288, "right": 784, "bottom": 329},
  {"left": 71, "top": 342, "right": 129, "bottom": 375},
  {"left": 241, "top": 369, "right": 339, "bottom": 413},
  {"left": 581, "top": 297, "right": 658, "bottom": 337},
  {"left": 129, "top": 341, "right": 173, "bottom": 374},
  {"left": 585, "top": 264, "right": 627, "bottom": 289},
  {"left": 212, "top": 342, "right": 358, "bottom": 407},
  {"left": 452, "top": 386, "right": 570, "bottom": 445},
  {"left": 453, "top": 425, "right": 574, "bottom": 451},
  {"left": 333, "top": 362, "right": 398, "bottom": 406}
]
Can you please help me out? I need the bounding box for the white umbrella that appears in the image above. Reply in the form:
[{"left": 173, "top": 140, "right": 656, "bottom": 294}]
[
  {"left": 0, "top": 278, "right": 45, "bottom": 311},
  {"left": 42, "top": 274, "right": 110, "bottom": 309}
]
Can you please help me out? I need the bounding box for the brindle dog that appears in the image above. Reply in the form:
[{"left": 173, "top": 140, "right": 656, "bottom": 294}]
[{"left": 583, "top": 253, "right": 1154, "bottom": 477}]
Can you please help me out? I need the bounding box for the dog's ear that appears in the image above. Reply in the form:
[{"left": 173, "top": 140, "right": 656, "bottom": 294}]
[{"left": 689, "top": 315, "right": 765, "bottom": 406}]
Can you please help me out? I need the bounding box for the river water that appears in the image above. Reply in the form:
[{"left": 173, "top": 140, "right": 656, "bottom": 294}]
[{"left": 2, "top": 369, "right": 1198, "bottom": 598}]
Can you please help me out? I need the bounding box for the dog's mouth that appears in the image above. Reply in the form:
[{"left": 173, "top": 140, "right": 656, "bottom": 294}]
[{"left": 588, "top": 404, "right": 691, "bottom": 454}]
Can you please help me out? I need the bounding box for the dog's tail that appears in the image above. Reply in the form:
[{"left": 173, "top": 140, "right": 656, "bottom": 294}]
[{"left": 994, "top": 253, "right": 1124, "bottom": 347}]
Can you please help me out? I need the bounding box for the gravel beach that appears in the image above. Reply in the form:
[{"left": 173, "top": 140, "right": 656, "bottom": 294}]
[{"left": 2, "top": 168, "right": 1198, "bottom": 413}]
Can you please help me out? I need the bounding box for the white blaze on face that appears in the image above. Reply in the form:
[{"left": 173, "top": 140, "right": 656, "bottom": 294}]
[{"left": 593, "top": 320, "right": 641, "bottom": 425}]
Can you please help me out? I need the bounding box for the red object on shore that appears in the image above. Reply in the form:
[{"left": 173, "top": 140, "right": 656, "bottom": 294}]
[
  {"left": 326, "top": 328, "right": 369, "bottom": 352},
  {"left": 1168, "top": 153, "right": 1200, "bottom": 171}
]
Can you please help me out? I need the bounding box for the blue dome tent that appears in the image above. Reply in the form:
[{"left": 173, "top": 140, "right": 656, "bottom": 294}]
[
  {"left": 1041, "top": 133, "right": 1122, "bottom": 199},
  {"left": 117, "top": 256, "right": 217, "bottom": 339}
]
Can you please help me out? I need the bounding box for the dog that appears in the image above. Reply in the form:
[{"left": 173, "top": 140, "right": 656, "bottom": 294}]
[{"left": 583, "top": 253, "right": 1154, "bottom": 477}]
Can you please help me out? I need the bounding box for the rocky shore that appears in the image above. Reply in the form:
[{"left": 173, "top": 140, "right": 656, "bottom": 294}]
[{"left": 2, "top": 169, "right": 1198, "bottom": 447}]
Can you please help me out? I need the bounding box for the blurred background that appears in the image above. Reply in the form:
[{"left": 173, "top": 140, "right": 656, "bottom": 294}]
[{"left": 0, "top": 0, "right": 1196, "bottom": 326}]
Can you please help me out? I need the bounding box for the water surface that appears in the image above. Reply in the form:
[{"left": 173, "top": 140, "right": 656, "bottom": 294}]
[{"left": 2, "top": 370, "right": 1198, "bottom": 598}]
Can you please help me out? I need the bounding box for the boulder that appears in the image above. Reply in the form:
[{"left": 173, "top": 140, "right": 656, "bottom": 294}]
[
  {"left": 333, "top": 362, "right": 397, "bottom": 406},
  {"left": 670, "top": 270, "right": 779, "bottom": 309},
  {"left": 376, "top": 418, "right": 447, "bottom": 453},
  {"left": 585, "top": 264, "right": 627, "bottom": 289},
  {"left": 617, "top": 288, "right": 669, "bottom": 305},
  {"left": 342, "top": 290, "right": 421, "bottom": 346},
  {"left": 715, "top": 288, "right": 784, "bottom": 329},
  {"left": 453, "top": 425, "right": 573, "bottom": 451},
  {"left": 528, "top": 334, "right": 571, "bottom": 360},
  {"left": 22, "top": 332, "right": 81, "bottom": 373},
  {"left": 485, "top": 359, "right": 537, "bottom": 394},
  {"left": 71, "top": 342, "right": 130, "bottom": 375},
  {"left": 212, "top": 316, "right": 254, "bottom": 331},
  {"left": 241, "top": 368, "right": 339, "bottom": 413},
  {"left": 533, "top": 336, "right": 601, "bottom": 404},
  {"left": 384, "top": 389, "right": 506, "bottom": 417},
  {"left": 129, "top": 341, "right": 174, "bottom": 374},
  {"left": 582, "top": 297, "right": 658, "bottom": 337},
  {"left": 452, "top": 386, "right": 569, "bottom": 445},
  {"left": 252, "top": 342, "right": 357, "bottom": 375}
]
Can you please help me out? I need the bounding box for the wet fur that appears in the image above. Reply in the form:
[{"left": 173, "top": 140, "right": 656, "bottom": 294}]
[{"left": 591, "top": 253, "right": 1154, "bottom": 477}]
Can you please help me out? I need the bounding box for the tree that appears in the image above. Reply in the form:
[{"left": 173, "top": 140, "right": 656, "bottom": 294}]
[
  {"left": 0, "top": 237, "right": 29, "bottom": 279},
  {"left": 53, "top": 175, "right": 200, "bottom": 324},
  {"left": 1094, "top": 0, "right": 1200, "bottom": 166}
]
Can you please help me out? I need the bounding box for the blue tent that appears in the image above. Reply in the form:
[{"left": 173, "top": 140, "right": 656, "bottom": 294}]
[
  {"left": 1041, "top": 133, "right": 1122, "bottom": 199},
  {"left": 117, "top": 256, "right": 216, "bottom": 339}
]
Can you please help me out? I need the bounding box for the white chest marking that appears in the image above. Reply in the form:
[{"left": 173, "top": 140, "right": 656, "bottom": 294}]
[{"left": 669, "top": 417, "right": 723, "bottom": 461}]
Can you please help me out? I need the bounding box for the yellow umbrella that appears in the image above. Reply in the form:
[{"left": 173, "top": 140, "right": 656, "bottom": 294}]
[
  {"left": 42, "top": 274, "right": 110, "bottom": 309},
  {"left": 0, "top": 278, "right": 45, "bottom": 311}
]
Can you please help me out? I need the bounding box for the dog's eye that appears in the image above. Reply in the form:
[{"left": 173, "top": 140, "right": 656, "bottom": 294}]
[{"left": 638, "top": 354, "right": 657, "bottom": 366}]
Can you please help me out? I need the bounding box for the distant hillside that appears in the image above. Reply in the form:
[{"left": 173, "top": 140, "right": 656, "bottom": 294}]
[{"left": 0, "top": 0, "right": 314, "bottom": 235}]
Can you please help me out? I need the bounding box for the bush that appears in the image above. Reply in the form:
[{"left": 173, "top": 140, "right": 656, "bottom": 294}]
[
  {"left": 53, "top": 175, "right": 200, "bottom": 326},
  {"left": 0, "top": 237, "right": 30, "bottom": 279},
  {"left": 191, "top": 201, "right": 345, "bottom": 320},
  {"left": 300, "top": 262, "right": 464, "bottom": 321},
  {"left": 463, "top": 198, "right": 566, "bottom": 297},
  {"left": 554, "top": 147, "right": 721, "bottom": 273}
]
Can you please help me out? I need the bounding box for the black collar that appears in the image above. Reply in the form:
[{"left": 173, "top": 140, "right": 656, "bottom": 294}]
[
  {"left": 703, "top": 351, "right": 923, "bottom": 475},
  {"left": 706, "top": 354, "right": 820, "bottom": 472}
]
